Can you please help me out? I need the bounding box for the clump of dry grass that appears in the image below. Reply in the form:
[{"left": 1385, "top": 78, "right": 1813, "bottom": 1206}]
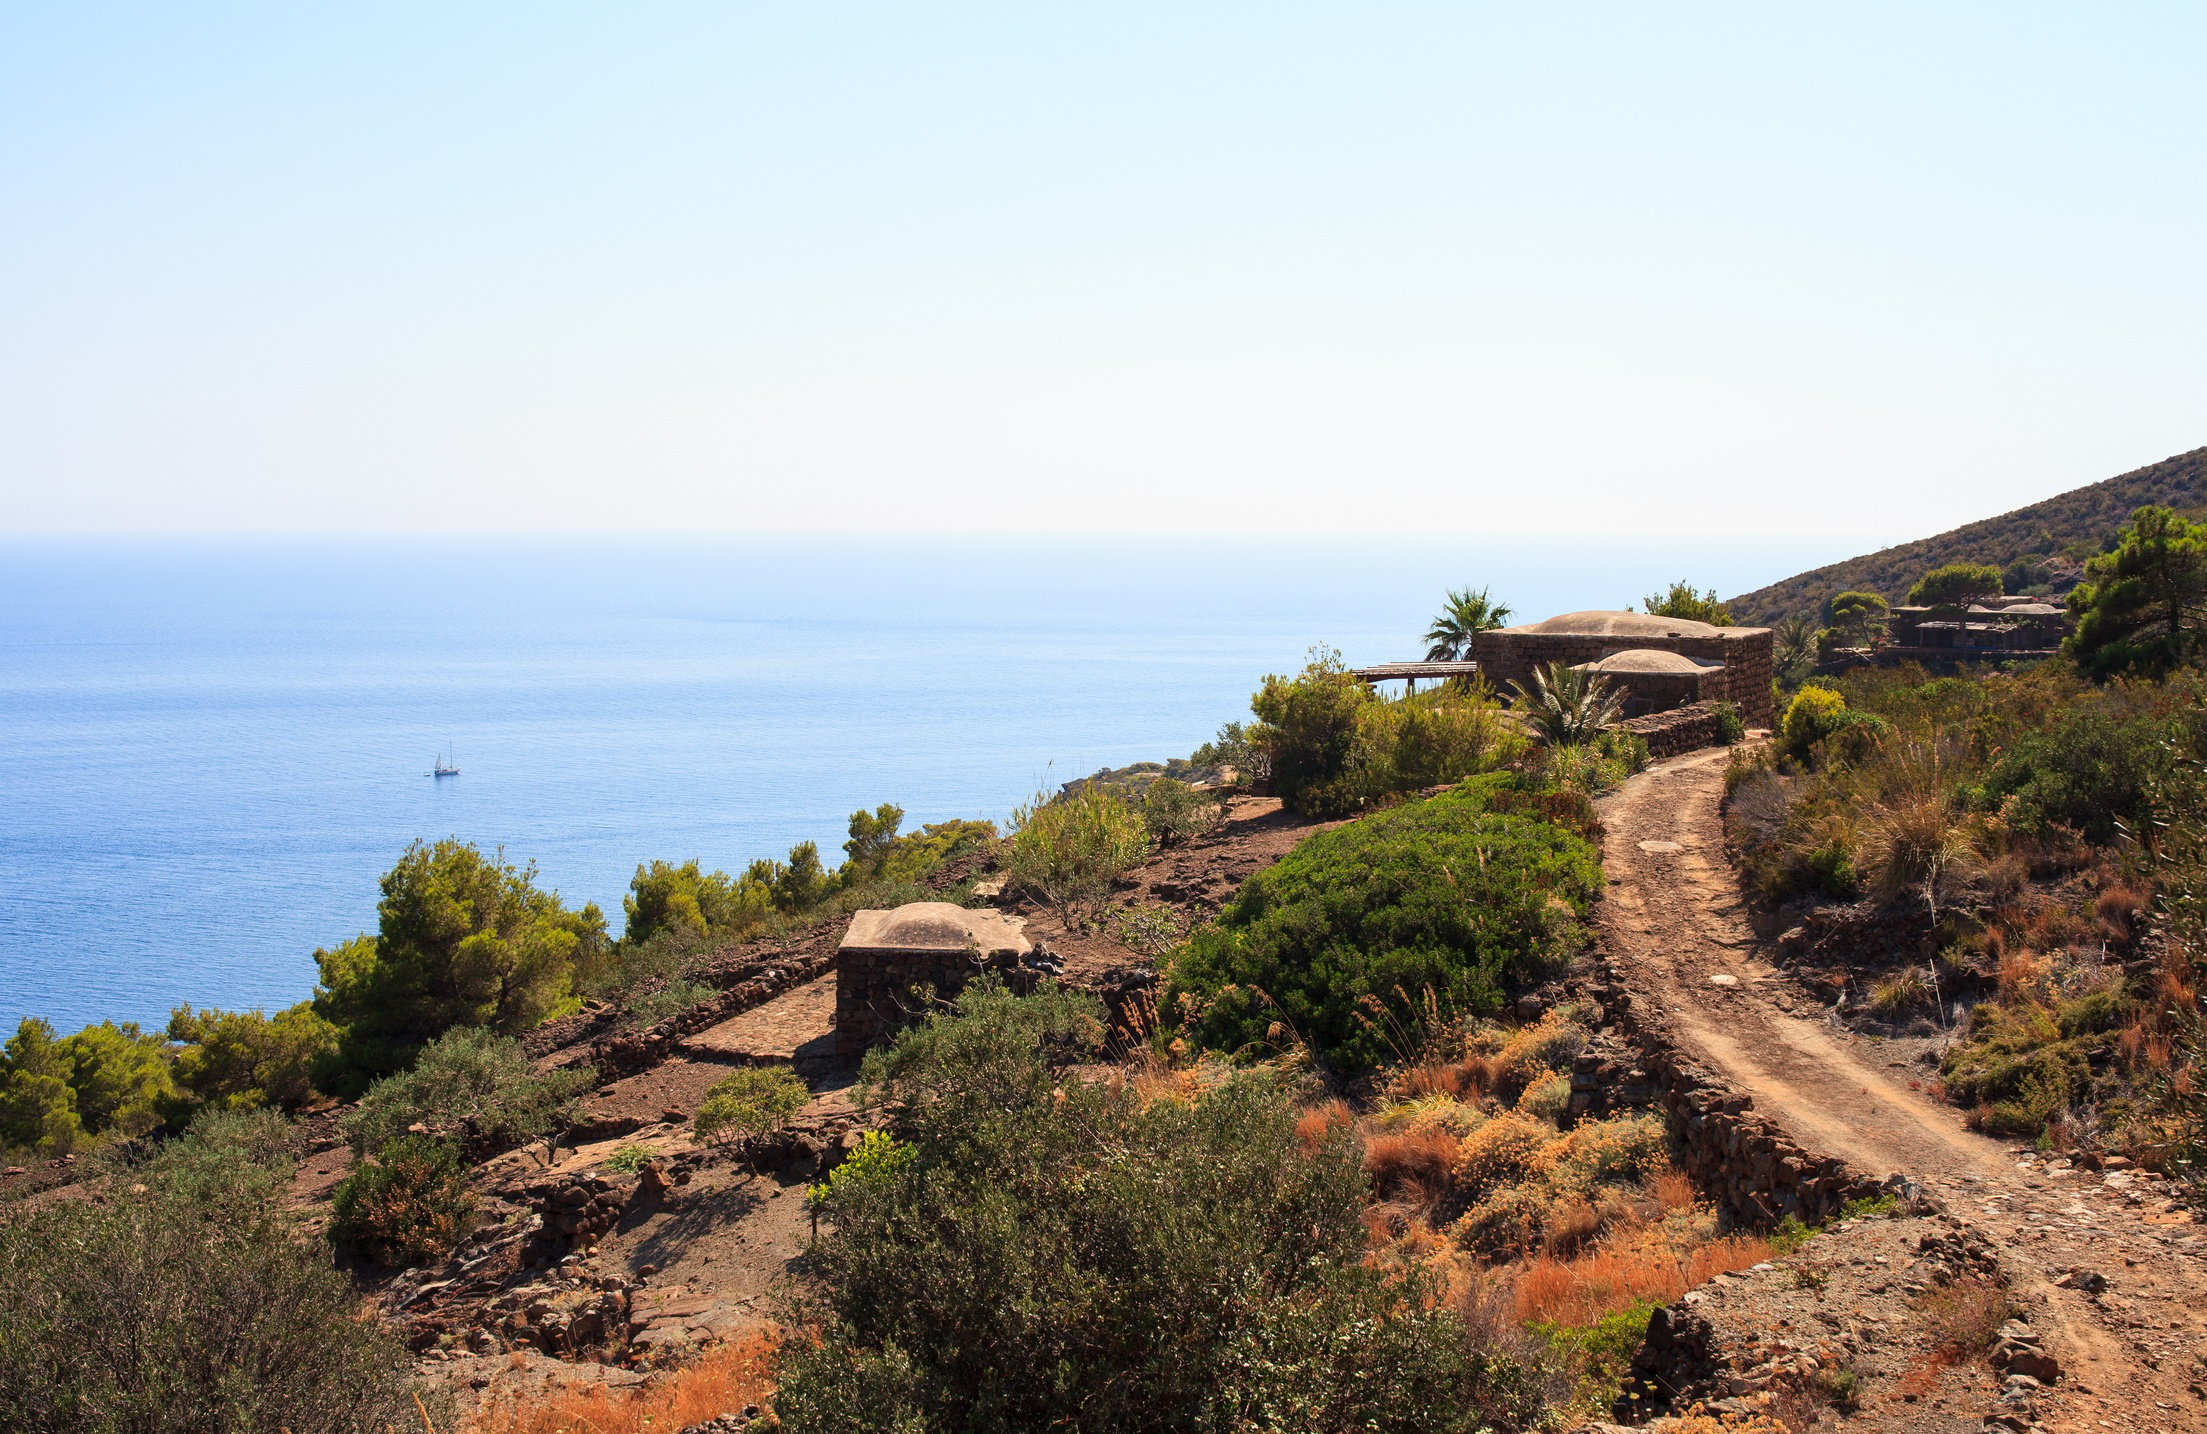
[
  {"left": 1867, "top": 968, "right": 1930, "bottom": 1018},
  {"left": 1364, "top": 1125, "right": 1461, "bottom": 1201},
  {"left": 1508, "top": 1233, "right": 1775, "bottom": 1328},
  {"left": 465, "top": 1331, "right": 777, "bottom": 1434},
  {"left": 1913, "top": 1278, "right": 2013, "bottom": 1360},
  {"left": 1294, "top": 1098, "right": 1354, "bottom": 1152}
]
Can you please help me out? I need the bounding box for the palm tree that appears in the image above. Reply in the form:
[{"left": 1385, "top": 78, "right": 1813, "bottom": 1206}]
[
  {"left": 1773, "top": 616, "right": 1816, "bottom": 687},
  {"left": 1507, "top": 662, "right": 1625, "bottom": 746},
  {"left": 1423, "top": 587, "right": 1513, "bottom": 661}
]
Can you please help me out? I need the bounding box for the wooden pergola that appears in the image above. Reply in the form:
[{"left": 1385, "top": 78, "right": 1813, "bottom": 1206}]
[{"left": 1351, "top": 660, "right": 1480, "bottom": 693}]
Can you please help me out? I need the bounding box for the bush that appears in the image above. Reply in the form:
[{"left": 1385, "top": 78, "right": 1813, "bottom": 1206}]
[
  {"left": 1979, "top": 706, "right": 2177, "bottom": 844},
  {"left": 312, "top": 839, "right": 610, "bottom": 1095},
  {"left": 344, "top": 1026, "right": 594, "bottom": 1159},
  {"left": 1641, "top": 580, "right": 1733, "bottom": 626},
  {"left": 1168, "top": 784, "right": 1599, "bottom": 1071},
  {"left": 167, "top": 1001, "right": 337, "bottom": 1112},
  {"left": 1780, "top": 686, "right": 1847, "bottom": 760},
  {"left": 1249, "top": 646, "right": 1376, "bottom": 816},
  {"left": 330, "top": 1134, "right": 477, "bottom": 1266},
  {"left": 1349, "top": 687, "right": 1527, "bottom": 797},
  {"left": 622, "top": 858, "right": 770, "bottom": 946},
  {"left": 0, "top": 1112, "right": 422, "bottom": 1432},
  {"left": 693, "top": 1065, "right": 810, "bottom": 1146},
  {"left": 1940, "top": 1002, "right": 2092, "bottom": 1135},
  {"left": 774, "top": 981, "right": 1545, "bottom": 1434},
  {"left": 1003, "top": 786, "right": 1149, "bottom": 917},
  {"left": 1711, "top": 701, "right": 1746, "bottom": 745},
  {"left": 1140, "top": 777, "right": 1225, "bottom": 847}
]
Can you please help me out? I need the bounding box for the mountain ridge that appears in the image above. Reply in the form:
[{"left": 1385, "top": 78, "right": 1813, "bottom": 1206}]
[{"left": 1728, "top": 445, "right": 2207, "bottom": 627}]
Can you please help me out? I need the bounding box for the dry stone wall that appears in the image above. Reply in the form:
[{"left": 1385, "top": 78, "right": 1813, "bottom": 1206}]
[
  {"left": 1574, "top": 976, "right": 1886, "bottom": 1229},
  {"left": 1614, "top": 702, "right": 1727, "bottom": 759}
]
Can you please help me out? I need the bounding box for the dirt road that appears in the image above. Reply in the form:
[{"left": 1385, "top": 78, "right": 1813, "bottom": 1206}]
[{"left": 1599, "top": 746, "right": 2207, "bottom": 1433}]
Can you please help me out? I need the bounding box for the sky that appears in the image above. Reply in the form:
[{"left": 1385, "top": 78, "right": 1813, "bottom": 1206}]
[{"left": 1, "top": 5, "right": 2202, "bottom": 537}]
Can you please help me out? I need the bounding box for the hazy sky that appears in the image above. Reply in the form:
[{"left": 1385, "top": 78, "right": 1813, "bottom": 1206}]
[{"left": 3, "top": 5, "right": 2201, "bottom": 535}]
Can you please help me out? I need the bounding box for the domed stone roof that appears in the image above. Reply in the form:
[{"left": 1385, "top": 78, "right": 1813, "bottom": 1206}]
[
  {"left": 1499, "top": 610, "right": 1725, "bottom": 638},
  {"left": 841, "top": 901, "right": 1031, "bottom": 957},
  {"left": 1573, "top": 648, "right": 1719, "bottom": 674}
]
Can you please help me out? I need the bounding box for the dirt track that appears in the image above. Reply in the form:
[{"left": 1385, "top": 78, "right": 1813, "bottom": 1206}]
[{"left": 1599, "top": 746, "right": 2207, "bottom": 1433}]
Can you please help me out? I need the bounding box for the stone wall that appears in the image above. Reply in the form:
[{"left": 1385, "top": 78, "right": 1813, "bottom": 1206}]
[
  {"left": 1474, "top": 627, "right": 1774, "bottom": 727},
  {"left": 583, "top": 948, "right": 836, "bottom": 1080},
  {"left": 1614, "top": 702, "right": 1728, "bottom": 758},
  {"left": 836, "top": 947, "right": 1035, "bottom": 1054},
  {"left": 1572, "top": 977, "right": 1886, "bottom": 1230}
]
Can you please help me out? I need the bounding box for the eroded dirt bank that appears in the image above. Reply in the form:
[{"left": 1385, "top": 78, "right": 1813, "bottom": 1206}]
[{"left": 1596, "top": 746, "right": 2207, "bottom": 1433}]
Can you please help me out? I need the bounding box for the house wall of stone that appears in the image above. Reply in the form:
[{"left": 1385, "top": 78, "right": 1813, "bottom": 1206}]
[
  {"left": 1604, "top": 670, "right": 1709, "bottom": 717},
  {"left": 1473, "top": 627, "right": 1774, "bottom": 727},
  {"left": 836, "top": 948, "right": 1022, "bottom": 1054}
]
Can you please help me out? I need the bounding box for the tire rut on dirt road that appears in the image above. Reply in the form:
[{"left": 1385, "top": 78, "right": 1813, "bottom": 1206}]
[{"left": 1596, "top": 746, "right": 2207, "bottom": 1433}]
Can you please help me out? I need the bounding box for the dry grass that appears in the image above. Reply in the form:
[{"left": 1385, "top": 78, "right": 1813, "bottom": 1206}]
[
  {"left": 464, "top": 1331, "right": 777, "bottom": 1434},
  {"left": 1913, "top": 1277, "right": 2013, "bottom": 1360},
  {"left": 1867, "top": 968, "right": 1929, "bottom": 1017},
  {"left": 1363, "top": 1125, "right": 1461, "bottom": 1201},
  {"left": 1295, "top": 1099, "right": 1354, "bottom": 1153},
  {"left": 1649, "top": 1168, "right": 1699, "bottom": 1215},
  {"left": 1509, "top": 1234, "right": 1774, "bottom": 1328},
  {"left": 1398, "top": 1053, "right": 1495, "bottom": 1102}
]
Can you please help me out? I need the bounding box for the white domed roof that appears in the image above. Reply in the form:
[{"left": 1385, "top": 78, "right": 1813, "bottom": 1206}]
[
  {"left": 841, "top": 901, "right": 1031, "bottom": 957},
  {"left": 1501, "top": 610, "right": 1725, "bottom": 638},
  {"left": 1574, "top": 648, "right": 1719, "bottom": 674}
]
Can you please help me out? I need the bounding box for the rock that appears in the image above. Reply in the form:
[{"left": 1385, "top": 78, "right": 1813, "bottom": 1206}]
[
  {"left": 1995, "top": 1342, "right": 2062, "bottom": 1383},
  {"left": 2054, "top": 1268, "right": 2109, "bottom": 1294},
  {"left": 1997, "top": 1320, "right": 2039, "bottom": 1346}
]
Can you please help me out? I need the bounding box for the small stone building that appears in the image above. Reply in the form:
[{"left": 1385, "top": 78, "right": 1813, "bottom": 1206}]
[
  {"left": 1472, "top": 611, "right": 1774, "bottom": 728},
  {"left": 834, "top": 902, "right": 1032, "bottom": 1054},
  {"left": 1572, "top": 648, "right": 1723, "bottom": 718}
]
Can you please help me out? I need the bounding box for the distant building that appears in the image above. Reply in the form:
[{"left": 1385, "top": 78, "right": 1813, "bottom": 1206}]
[
  {"left": 1882, "top": 596, "right": 2068, "bottom": 658},
  {"left": 1472, "top": 611, "right": 1775, "bottom": 728}
]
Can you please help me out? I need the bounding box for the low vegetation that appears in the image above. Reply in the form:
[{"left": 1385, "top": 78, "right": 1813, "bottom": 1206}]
[
  {"left": 330, "top": 1132, "right": 478, "bottom": 1267},
  {"left": 1249, "top": 646, "right": 1525, "bottom": 818},
  {"left": 343, "top": 1025, "right": 594, "bottom": 1159},
  {"left": 694, "top": 1065, "right": 810, "bottom": 1146},
  {"left": 777, "top": 981, "right": 1550, "bottom": 1434},
  {"left": 1167, "top": 773, "right": 1602, "bottom": 1070},
  {"left": 0, "top": 1109, "right": 424, "bottom": 1432}
]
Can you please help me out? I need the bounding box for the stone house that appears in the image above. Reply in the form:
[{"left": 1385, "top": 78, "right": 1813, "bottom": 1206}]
[
  {"left": 1471, "top": 611, "right": 1775, "bottom": 728},
  {"left": 834, "top": 902, "right": 1032, "bottom": 1053}
]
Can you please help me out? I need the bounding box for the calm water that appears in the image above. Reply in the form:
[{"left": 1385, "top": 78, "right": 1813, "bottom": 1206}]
[{"left": 0, "top": 534, "right": 1868, "bottom": 1034}]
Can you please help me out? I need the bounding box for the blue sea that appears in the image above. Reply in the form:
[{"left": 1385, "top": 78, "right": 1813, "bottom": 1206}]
[{"left": 0, "top": 534, "right": 1870, "bottom": 1035}]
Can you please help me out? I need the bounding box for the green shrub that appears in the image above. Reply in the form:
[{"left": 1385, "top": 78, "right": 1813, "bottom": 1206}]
[
  {"left": 343, "top": 1026, "right": 594, "bottom": 1159},
  {"left": 1781, "top": 686, "right": 1847, "bottom": 759},
  {"left": 1167, "top": 782, "right": 1602, "bottom": 1070},
  {"left": 1940, "top": 1002, "right": 2095, "bottom": 1136},
  {"left": 1140, "top": 776, "right": 1225, "bottom": 847},
  {"left": 622, "top": 858, "right": 771, "bottom": 945},
  {"left": 1004, "top": 786, "right": 1150, "bottom": 917},
  {"left": 1711, "top": 701, "right": 1746, "bottom": 745},
  {"left": 167, "top": 1001, "right": 337, "bottom": 1112},
  {"left": 0, "top": 1111, "right": 421, "bottom": 1433},
  {"left": 1640, "top": 580, "right": 1734, "bottom": 626},
  {"left": 604, "top": 1144, "right": 655, "bottom": 1174},
  {"left": 1979, "top": 706, "right": 2176, "bottom": 844},
  {"left": 776, "top": 981, "right": 1546, "bottom": 1434},
  {"left": 694, "top": 1065, "right": 810, "bottom": 1146},
  {"left": 1249, "top": 646, "right": 1375, "bottom": 816},
  {"left": 1349, "top": 686, "right": 1526, "bottom": 796},
  {"left": 311, "top": 839, "right": 610, "bottom": 1095},
  {"left": 329, "top": 1134, "right": 476, "bottom": 1267}
]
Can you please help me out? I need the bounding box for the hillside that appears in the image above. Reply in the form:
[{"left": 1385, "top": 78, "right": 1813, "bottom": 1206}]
[{"left": 1727, "top": 445, "right": 2207, "bottom": 627}]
